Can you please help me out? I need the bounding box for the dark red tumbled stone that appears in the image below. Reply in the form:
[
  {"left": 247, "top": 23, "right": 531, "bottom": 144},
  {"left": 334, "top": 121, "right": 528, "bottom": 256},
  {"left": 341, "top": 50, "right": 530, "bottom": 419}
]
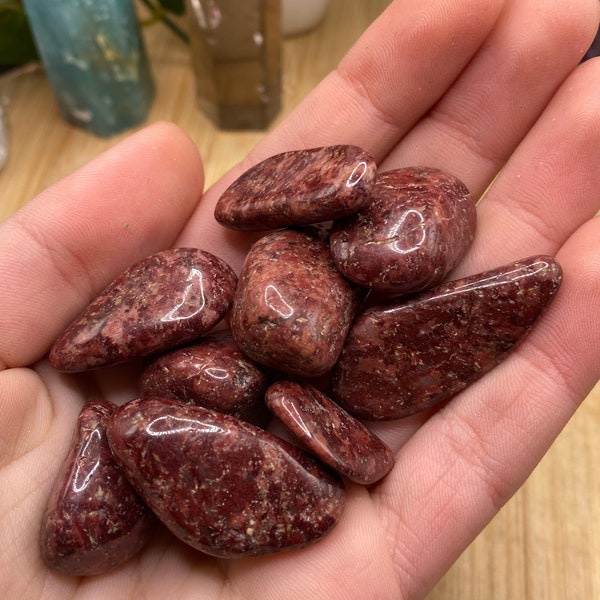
[
  {"left": 214, "top": 145, "right": 377, "bottom": 231},
  {"left": 265, "top": 381, "right": 394, "bottom": 485},
  {"left": 49, "top": 248, "right": 238, "bottom": 372},
  {"left": 40, "top": 400, "right": 154, "bottom": 576},
  {"left": 107, "top": 397, "right": 345, "bottom": 558},
  {"left": 330, "top": 167, "right": 477, "bottom": 294},
  {"left": 139, "top": 329, "right": 270, "bottom": 426},
  {"left": 230, "top": 228, "right": 361, "bottom": 377},
  {"left": 332, "top": 256, "right": 562, "bottom": 420}
]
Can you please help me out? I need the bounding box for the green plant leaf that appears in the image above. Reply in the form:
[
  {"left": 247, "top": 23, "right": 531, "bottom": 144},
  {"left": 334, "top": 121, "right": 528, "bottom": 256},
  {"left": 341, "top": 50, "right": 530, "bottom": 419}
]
[
  {"left": 0, "top": 0, "right": 186, "bottom": 67},
  {"left": 158, "top": 0, "right": 185, "bottom": 16},
  {"left": 0, "top": 0, "right": 25, "bottom": 10},
  {"left": 0, "top": 8, "right": 38, "bottom": 65}
]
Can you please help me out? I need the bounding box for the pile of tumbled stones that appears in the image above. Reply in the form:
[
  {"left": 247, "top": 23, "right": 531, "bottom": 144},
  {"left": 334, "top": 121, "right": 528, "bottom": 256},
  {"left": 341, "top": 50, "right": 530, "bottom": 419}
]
[{"left": 40, "top": 145, "right": 562, "bottom": 576}]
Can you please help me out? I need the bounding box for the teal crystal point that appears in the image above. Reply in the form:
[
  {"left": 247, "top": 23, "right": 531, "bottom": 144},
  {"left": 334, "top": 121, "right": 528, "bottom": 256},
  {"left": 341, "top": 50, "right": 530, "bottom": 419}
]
[{"left": 22, "top": 0, "right": 155, "bottom": 137}]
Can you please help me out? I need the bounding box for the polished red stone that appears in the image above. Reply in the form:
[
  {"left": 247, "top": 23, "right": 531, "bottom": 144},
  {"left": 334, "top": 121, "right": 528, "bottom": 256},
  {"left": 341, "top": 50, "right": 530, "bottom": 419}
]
[
  {"left": 107, "top": 397, "right": 345, "bottom": 558},
  {"left": 40, "top": 400, "right": 154, "bottom": 576},
  {"left": 332, "top": 256, "right": 562, "bottom": 420},
  {"left": 330, "top": 167, "right": 476, "bottom": 294},
  {"left": 230, "top": 228, "right": 361, "bottom": 377},
  {"left": 139, "top": 329, "right": 270, "bottom": 426},
  {"left": 214, "top": 145, "right": 376, "bottom": 231},
  {"left": 266, "top": 381, "right": 394, "bottom": 484},
  {"left": 49, "top": 248, "right": 238, "bottom": 372}
]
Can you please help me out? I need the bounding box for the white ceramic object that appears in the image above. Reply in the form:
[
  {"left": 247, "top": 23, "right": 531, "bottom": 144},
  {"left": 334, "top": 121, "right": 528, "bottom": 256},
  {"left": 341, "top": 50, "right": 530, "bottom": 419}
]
[{"left": 282, "top": 0, "right": 331, "bottom": 36}]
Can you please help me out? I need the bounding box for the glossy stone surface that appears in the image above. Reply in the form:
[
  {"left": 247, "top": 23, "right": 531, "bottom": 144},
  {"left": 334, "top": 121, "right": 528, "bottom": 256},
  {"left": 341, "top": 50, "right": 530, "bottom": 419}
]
[
  {"left": 107, "top": 397, "right": 345, "bottom": 558},
  {"left": 22, "top": 0, "right": 154, "bottom": 137},
  {"left": 40, "top": 400, "right": 154, "bottom": 576},
  {"left": 230, "top": 228, "right": 361, "bottom": 377},
  {"left": 50, "top": 248, "right": 238, "bottom": 372},
  {"left": 330, "top": 167, "right": 476, "bottom": 294},
  {"left": 266, "top": 381, "right": 394, "bottom": 484},
  {"left": 139, "top": 330, "right": 270, "bottom": 426},
  {"left": 332, "top": 256, "right": 562, "bottom": 420},
  {"left": 214, "top": 145, "right": 376, "bottom": 230}
]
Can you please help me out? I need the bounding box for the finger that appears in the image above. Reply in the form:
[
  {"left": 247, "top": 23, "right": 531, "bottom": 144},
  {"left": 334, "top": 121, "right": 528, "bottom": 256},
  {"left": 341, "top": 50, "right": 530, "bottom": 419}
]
[
  {"left": 0, "top": 368, "right": 55, "bottom": 469},
  {"left": 176, "top": 0, "right": 506, "bottom": 267},
  {"left": 0, "top": 363, "right": 84, "bottom": 597},
  {"left": 0, "top": 122, "right": 204, "bottom": 369},
  {"left": 373, "top": 216, "right": 600, "bottom": 597},
  {"left": 455, "top": 56, "right": 600, "bottom": 278},
  {"left": 263, "top": 0, "right": 504, "bottom": 160},
  {"left": 381, "top": 0, "right": 600, "bottom": 198}
]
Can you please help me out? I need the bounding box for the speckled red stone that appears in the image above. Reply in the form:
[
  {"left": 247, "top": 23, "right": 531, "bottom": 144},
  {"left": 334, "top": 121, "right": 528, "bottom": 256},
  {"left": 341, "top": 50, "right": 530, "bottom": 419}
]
[
  {"left": 214, "top": 145, "right": 377, "bottom": 231},
  {"left": 107, "top": 397, "right": 345, "bottom": 558},
  {"left": 332, "top": 256, "right": 562, "bottom": 420},
  {"left": 266, "top": 381, "right": 394, "bottom": 484},
  {"left": 40, "top": 400, "right": 154, "bottom": 576},
  {"left": 139, "top": 329, "right": 270, "bottom": 426},
  {"left": 230, "top": 228, "right": 361, "bottom": 377},
  {"left": 330, "top": 167, "right": 477, "bottom": 294},
  {"left": 49, "top": 248, "right": 238, "bottom": 372}
]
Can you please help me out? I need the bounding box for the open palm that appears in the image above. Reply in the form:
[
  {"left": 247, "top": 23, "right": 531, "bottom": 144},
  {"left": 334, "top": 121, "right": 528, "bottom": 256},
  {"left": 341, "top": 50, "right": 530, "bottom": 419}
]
[{"left": 1, "top": 0, "right": 599, "bottom": 598}]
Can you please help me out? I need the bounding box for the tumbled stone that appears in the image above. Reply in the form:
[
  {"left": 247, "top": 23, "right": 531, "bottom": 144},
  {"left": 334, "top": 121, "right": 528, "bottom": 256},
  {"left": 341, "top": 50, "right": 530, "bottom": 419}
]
[
  {"left": 266, "top": 381, "right": 394, "bottom": 485},
  {"left": 330, "top": 167, "right": 477, "bottom": 294},
  {"left": 230, "top": 228, "right": 361, "bottom": 377},
  {"left": 332, "top": 256, "right": 562, "bottom": 420},
  {"left": 214, "top": 145, "right": 376, "bottom": 231},
  {"left": 40, "top": 400, "right": 154, "bottom": 576},
  {"left": 139, "top": 329, "right": 270, "bottom": 426},
  {"left": 49, "top": 248, "right": 238, "bottom": 372},
  {"left": 107, "top": 397, "right": 345, "bottom": 558}
]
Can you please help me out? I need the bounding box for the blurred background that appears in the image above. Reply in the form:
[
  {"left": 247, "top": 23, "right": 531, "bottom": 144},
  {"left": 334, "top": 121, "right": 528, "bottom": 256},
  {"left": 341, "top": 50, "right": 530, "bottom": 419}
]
[{"left": 0, "top": 1, "right": 598, "bottom": 598}]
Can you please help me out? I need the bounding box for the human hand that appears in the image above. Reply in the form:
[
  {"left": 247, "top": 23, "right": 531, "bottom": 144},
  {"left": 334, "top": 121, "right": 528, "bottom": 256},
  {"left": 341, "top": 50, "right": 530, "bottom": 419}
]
[{"left": 1, "top": 0, "right": 599, "bottom": 598}]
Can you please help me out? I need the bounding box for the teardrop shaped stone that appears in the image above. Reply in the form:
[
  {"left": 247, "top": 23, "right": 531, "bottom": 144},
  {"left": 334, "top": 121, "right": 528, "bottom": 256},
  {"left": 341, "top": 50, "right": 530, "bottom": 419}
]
[
  {"left": 214, "top": 145, "right": 376, "bottom": 231},
  {"left": 332, "top": 256, "right": 562, "bottom": 420},
  {"left": 266, "top": 381, "right": 394, "bottom": 485},
  {"left": 107, "top": 397, "right": 345, "bottom": 558},
  {"left": 49, "top": 248, "right": 238, "bottom": 372},
  {"left": 40, "top": 400, "right": 154, "bottom": 576}
]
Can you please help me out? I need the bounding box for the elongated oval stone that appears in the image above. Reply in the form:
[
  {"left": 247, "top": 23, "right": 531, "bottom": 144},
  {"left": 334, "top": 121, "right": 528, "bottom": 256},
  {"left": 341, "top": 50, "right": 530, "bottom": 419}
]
[
  {"left": 107, "top": 397, "right": 345, "bottom": 558},
  {"left": 40, "top": 400, "right": 154, "bottom": 576},
  {"left": 266, "top": 381, "right": 394, "bottom": 485},
  {"left": 330, "top": 167, "right": 477, "bottom": 294},
  {"left": 332, "top": 256, "right": 562, "bottom": 420},
  {"left": 49, "top": 248, "right": 238, "bottom": 372},
  {"left": 230, "top": 228, "right": 361, "bottom": 377},
  {"left": 214, "top": 145, "right": 377, "bottom": 231},
  {"left": 139, "top": 329, "right": 270, "bottom": 426}
]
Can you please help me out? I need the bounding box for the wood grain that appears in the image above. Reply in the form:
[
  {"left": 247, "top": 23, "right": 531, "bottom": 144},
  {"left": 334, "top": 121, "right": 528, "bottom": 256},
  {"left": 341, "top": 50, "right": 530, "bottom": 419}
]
[{"left": 0, "top": 1, "right": 598, "bottom": 598}]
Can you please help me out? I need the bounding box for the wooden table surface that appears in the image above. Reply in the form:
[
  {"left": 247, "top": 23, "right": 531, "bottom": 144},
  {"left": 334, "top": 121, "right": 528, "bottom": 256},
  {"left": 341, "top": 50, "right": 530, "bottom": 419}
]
[{"left": 1, "top": 2, "right": 598, "bottom": 598}]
